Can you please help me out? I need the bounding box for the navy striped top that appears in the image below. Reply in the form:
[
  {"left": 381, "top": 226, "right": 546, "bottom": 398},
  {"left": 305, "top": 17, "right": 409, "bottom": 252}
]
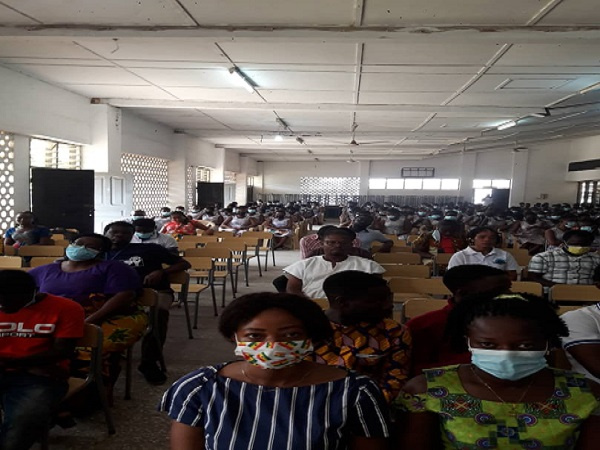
[{"left": 159, "top": 363, "right": 390, "bottom": 450}]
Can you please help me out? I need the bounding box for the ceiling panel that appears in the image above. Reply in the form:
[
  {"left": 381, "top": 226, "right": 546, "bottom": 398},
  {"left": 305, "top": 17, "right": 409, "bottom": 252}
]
[
  {"left": 12, "top": 64, "right": 147, "bottom": 85},
  {"left": 538, "top": 0, "right": 600, "bottom": 25},
  {"left": 178, "top": 0, "right": 354, "bottom": 25},
  {"left": 63, "top": 85, "right": 176, "bottom": 100},
  {"left": 487, "top": 66, "right": 600, "bottom": 75},
  {"left": 261, "top": 90, "right": 354, "bottom": 103},
  {"left": 0, "top": 5, "right": 39, "bottom": 25},
  {"left": 127, "top": 68, "right": 235, "bottom": 88},
  {"left": 278, "top": 111, "right": 354, "bottom": 129},
  {"left": 0, "top": 38, "right": 93, "bottom": 58},
  {"left": 218, "top": 42, "right": 357, "bottom": 65},
  {"left": 1, "top": 0, "right": 195, "bottom": 26},
  {"left": 360, "top": 73, "right": 473, "bottom": 92},
  {"left": 0, "top": 58, "right": 111, "bottom": 67},
  {"left": 362, "top": 0, "right": 543, "bottom": 25},
  {"left": 359, "top": 92, "right": 451, "bottom": 105},
  {"left": 448, "top": 92, "right": 568, "bottom": 107},
  {"left": 497, "top": 44, "right": 600, "bottom": 66},
  {"left": 247, "top": 71, "right": 355, "bottom": 91},
  {"left": 364, "top": 43, "right": 499, "bottom": 65},
  {"left": 467, "top": 74, "right": 600, "bottom": 93},
  {"left": 162, "top": 87, "right": 257, "bottom": 102}
]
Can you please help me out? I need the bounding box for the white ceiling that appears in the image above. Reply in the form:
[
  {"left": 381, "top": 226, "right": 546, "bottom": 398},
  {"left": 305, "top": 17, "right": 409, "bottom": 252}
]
[{"left": 1, "top": 0, "right": 600, "bottom": 161}]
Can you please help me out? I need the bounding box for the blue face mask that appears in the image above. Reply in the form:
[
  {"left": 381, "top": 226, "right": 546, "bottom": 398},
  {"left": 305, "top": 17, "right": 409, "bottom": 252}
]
[
  {"left": 469, "top": 344, "right": 548, "bottom": 381},
  {"left": 565, "top": 222, "right": 577, "bottom": 229},
  {"left": 429, "top": 215, "right": 441, "bottom": 220},
  {"left": 444, "top": 216, "right": 458, "bottom": 221},
  {"left": 66, "top": 244, "right": 100, "bottom": 262},
  {"left": 580, "top": 226, "right": 594, "bottom": 232},
  {"left": 161, "top": 212, "right": 171, "bottom": 217},
  {"left": 131, "top": 216, "right": 146, "bottom": 221},
  {"left": 135, "top": 231, "right": 154, "bottom": 240}
]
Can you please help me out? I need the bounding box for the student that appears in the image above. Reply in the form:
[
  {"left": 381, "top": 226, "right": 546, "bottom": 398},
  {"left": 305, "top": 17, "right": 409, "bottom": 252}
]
[
  {"left": 528, "top": 230, "right": 600, "bottom": 288},
  {"left": 406, "top": 265, "right": 511, "bottom": 376},
  {"left": 131, "top": 218, "right": 179, "bottom": 254},
  {"left": 351, "top": 212, "right": 394, "bottom": 253},
  {"left": 448, "top": 226, "right": 519, "bottom": 280},
  {"left": 4, "top": 211, "right": 52, "bottom": 249},
  {"left": 561, "top": 264, "right": 600, "bottom": 383},
  {"left": 412, "top": 219, "right": 467, "bottom": 259},
  {"left": 160, "top": 292, "right": 390, "bottom": 450},
  {"left": 284, "top": 227, "right": 385, "bottom": 299},
  {"left": 314, "top": 271, "right": 411, "bottom": 403},
  {"left": 0, "top": 270, "right": 85, "bottom": 450},
  {"left": 395, "top": 292, "right": 600, "bottom": 449}
]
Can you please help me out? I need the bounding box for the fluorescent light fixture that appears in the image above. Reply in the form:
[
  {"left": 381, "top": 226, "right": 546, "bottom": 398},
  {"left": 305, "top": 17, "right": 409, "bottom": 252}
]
[
  {"left": 579, "top": 82, "right": 600, "bottom": 95},
  {"left": 497, "top": 120, "right": 517, "bottom": 131},
  {"left": 229, "top": 67, "right": 255, "bottom": 93},
  {"left": 274, "top": 134, "right": 283, "bottom": 141}
]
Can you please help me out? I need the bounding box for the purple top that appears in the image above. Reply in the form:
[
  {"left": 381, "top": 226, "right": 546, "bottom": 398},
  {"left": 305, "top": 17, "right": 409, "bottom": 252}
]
[{"left": 29, "top": 260, "right": 141, "bottom": 307}]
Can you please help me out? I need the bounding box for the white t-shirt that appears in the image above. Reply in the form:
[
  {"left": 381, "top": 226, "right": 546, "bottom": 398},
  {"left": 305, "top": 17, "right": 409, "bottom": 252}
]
[
  {"left": 447, "top": 247, "right": 520, "bottom": 271},
  {"left": 130, "top": 232, "right": 179, "bottom": 252},
  {"left": 283, "top": 255, "right": 385, "bottom": 299},
  {"left": 562, "top": 303, "right": 600, "bottom": 383}
]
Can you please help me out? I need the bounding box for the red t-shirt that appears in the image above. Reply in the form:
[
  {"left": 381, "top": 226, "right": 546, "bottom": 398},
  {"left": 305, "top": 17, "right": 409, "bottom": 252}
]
[
  {"left": 405, "top": 300, "right": 470, "bottom": 377},
  {"left": 439, "top": 236, "right": 456, "bottom": 254},
  {"left": 0, "top": 294, "right": 85, "bottom": 374}
]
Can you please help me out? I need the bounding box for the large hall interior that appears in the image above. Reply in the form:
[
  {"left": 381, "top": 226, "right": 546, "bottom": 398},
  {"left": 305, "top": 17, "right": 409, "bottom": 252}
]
[{"left": 1, "top": 1, "right": 600, "bottom": 449}]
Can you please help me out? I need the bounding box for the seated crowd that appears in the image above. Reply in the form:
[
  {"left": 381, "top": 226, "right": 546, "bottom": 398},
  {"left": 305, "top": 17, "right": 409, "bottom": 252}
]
[{"left": 1, "top": 199, "right": 600, "bottom": 449}]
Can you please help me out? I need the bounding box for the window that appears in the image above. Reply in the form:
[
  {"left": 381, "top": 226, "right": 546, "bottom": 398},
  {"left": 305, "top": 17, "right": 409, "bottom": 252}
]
[
  {"left": 401, "top": 167, "right": 435, "bottom": 178},
  {"left": 404, "top": 179, "right": 423, "bottom": 189},
  {"left": 441, "top": 179, "right": 460, "bottom": 190},
  {"left": 0, "top": 131, "right": 15, "bottom": 233},
  {"left": 369, "top": 178, "right": 386, "bottom": 189},
  {"left": 196, "top": 166, "right": 211, "bottom": 182},
  {"left": 422, "top": 178, "right": 441, "bottom": 190},
  {"left": 473, "top": 179, "right": 491, "bottom": 189},
  {"left": 386, "top": 178, "right": 404, "bottom": 189},
  {"left": 224, "top": 171, "right": 237, "bottom": 184},
  {"left": 492, "top": 179, "right": 511, "bottom": 189},
  {"left": 300, "top": 177, "right": 360, "bottom": 206},
  {"left": 30, "top": 138, "right": 81, "bottom": 169},
  {"left": 121, "top": 153, "right": 169, "bottom": 216},
  {"left": 473, "top": 179, "right": 511, "bottom": 189}
]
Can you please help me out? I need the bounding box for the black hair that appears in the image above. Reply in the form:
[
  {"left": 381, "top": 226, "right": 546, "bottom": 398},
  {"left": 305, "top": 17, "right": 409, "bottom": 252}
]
[
  {"left": 17, "top": 211, "right": 37, "bottom": 224},
  {"left": 218, "top": 292, "right": 333, "bottom": 344},
  {"left": 467, "top": 226, "right": 500, "bottom": 244},
  {"left": 316, "top": 225, "right": 338, "bottom": 239},
  {"left": 321, "top": 227, "right": 356, "bottom": 241},
  {"left": 442, "top": 264, "right": 507, "bottom": 293},
  {"left": 133, "top": 218, "right": 157, "bottom": 230},
  {"left": 323, "top": 271, "right": 388, "bottom": 305},
  {"left": 562, "top": 230, "right": 594, "bottom": 245},
  {"left": 593, "top": 264, "right": 600, "bottom": 283},
  {"left": 103, "top": 221, "right": 135, "bottom": 234},
  {"left": 74, "top": 233, "right": 112, "bottom": 253},
  {"left": 446, "top": 292, "right": 569, "bottom": 352},
  {"left": 0, "top": 270, "right": 36, "bottom": 296}
]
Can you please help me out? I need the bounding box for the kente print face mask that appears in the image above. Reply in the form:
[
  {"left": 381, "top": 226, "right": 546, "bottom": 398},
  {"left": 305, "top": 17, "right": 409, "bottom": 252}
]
[{"left": 234, "top": 337, "right": 314, "bottom": 369}]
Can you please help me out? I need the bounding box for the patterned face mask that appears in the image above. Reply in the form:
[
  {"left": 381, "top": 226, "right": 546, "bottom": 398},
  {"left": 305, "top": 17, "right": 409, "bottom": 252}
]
[{"left": 234, "top": 337, "right": 314, "bottom": 369}]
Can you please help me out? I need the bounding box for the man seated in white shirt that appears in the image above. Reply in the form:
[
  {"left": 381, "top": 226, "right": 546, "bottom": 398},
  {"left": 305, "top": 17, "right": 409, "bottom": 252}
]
[
  {"left": 561, "top": 264, "right": 600, "bottom": 383},
  {"left": 130, "top": 218, "right": 179, "bottom": 255},
  {"left": 448, "top": 226, "right": 519, "bottom": 280},
  {"left": 284, "top": 227, "right": 385, "bottom": 299}
]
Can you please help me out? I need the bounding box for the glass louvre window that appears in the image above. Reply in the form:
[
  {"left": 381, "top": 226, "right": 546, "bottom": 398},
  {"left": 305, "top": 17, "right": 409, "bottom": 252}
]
[
  {"left": 369, "top": 178, "right": 386, "bottom": 189},
  {"left": 422, "top": 179, "right": 441, "bottom": 190},
  {"left": 386, "top": 178, "right": 404, "bottom": 189},
  {"left": 441, "top": 179, "right": 460, "bottom": 190},
  {"left": 30, "top": 138, "right": 81, "bottom": 169}
]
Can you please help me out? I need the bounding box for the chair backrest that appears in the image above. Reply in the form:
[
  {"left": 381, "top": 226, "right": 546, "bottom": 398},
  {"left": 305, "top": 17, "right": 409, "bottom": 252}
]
[
  {"left": 51, "top": 233, "right": 66, "bottom": 241},
  {"left": 205, "top": 241, "right": 247, "bottom": 251},
  {"left": 184, "top": 256, "right": 215, "bottom": 271},
  {"left": 374, "top": 252, "right": 421, "bottom": 265},
  {"left": 29, "top": 256, "right": 60, "bottom": 268},
  {"left": 388, "top": 277, "right": 451, "bottom": 296},
  {"left": 311, "top": 298, "right": 329, "bottom": 310},
  {"left": 406, "top": 235, "right": 419, "bottom": 245},
  {"left": 505, "top": 248, "right": 531, "bottom": 266},
  {"left": 177, "top": 241, "right": 200, "bottom": 252},
  {"left": 180, "top": 235, "right": 219, "bottom": 244},
  {"left": 388, "top": 246, "right": 414, "bottom": 253},
  {"left": 184, "top": 247, "right": 232, "bottom": 259},
  {"left": 557, "top": 305, "right": 582, "bottom": 315},
  {"left": 434, "top": 253, "right": 454, "bottom": 265},
  {"left": 511, "top": 281, "right": 543, "bottom": 296},
  {"left": 550, "top": 284, "right": 599, "bottom": 303},
  {"left": 403, "top": 299, "right": 446, "bottom": 322},
  {"left": 0, "top": 256, "right": 22, "bottom": 268},
  {"left": 52, "top": 239, "right": 70, "bottom": 248},
  {"left": 382, "top": 264, "right": 430, "bottom": 278},
  {"left": 137, "top": 288, "right": 159, "bottom": 307},
  {"left": 78, "top": 323, "right": 103, "bottom": 349},
  {"left": 167, "top": 270, "right": 190, "bottom": 286},
  {"left": 18, "top": 245, "right": 65, "bottom": 257}
]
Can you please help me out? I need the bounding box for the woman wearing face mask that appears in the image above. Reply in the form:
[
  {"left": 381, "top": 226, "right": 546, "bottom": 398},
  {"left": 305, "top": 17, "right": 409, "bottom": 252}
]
[
  {"left": 394, "top": 292, "right": 600, "bottom": 449},
  {"left": 29, "top": 234, "right": 147, "bottom": 385},
  {"left": 160, "top": 292, "right": 390, "bottom": 450},
  {"left": 545, "top": 215, "right": 577, "bottom": 250},
  {"left": 160, "top": 210, "right": 213, "bottom": 236}
]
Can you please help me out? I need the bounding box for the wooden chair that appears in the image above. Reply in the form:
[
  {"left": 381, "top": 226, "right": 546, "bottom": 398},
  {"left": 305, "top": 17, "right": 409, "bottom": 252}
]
[
  {"left": 550, "top": 284, "right": 599, "bottom": 304},
  {"left": 558, "top": 305, "right": 582, "bottom": 315},
  {"left": 180, "top": 235, "right": 219, "bottom": 245},
  {"left": 510, "top": 281, "right": 543, "bottom": 296},
  {"left": 374, "top": 252, "right": 421, "bottom": 265},
  {"left": 124, "top": 288, "right": 163, "bottom": 400},
  {"left": 382, "top": 264, "right": 431, "bottom": 279},
  {"left": 0, "top": 255, "right": 22, "bottom": 268},
  {"left": 505, "top": 248, "right": 532, "bottom": 267},
  {"left": 388, "top": 277, "right": 451, "bottom": 302},
  {"left": 206, "top": 241, "right": 254, "bottom": 289},
  {"left": 182, "top": 257, "right": 215, "bottom": 318},
  {"left": 167, "top": 271, "right": 193, "bottom": 339},
  {"left": 406, "top": 235, "right": 420, "bottom": 245},
  {"left": 41, "top": 324, "right": 115, "bottom": 449},
  {"left": 433, "top": 253, "right": 454, "bottom": 276},
  {"left": 184, "top": 247, "right": 234, "bottom": 306},
  {"left": 51, "top": 239, "right": 70, "bottom": 248},
  {"left": 402, "top": 298, "right": 447, "bottom": 323},
  {"left": 242, "top": 231, "right": 275, "bottom": 271},
  {"left": 312, "top": 298, "right": 329, "bottom": 310},
  {"left": 50, "top": 233, "right": 65, "bottom": 241},
  {"left": 388, "top": 246, "right": 414, "bottom": 253},
  {"left": 29, "top": 257, "right": 60, "bottom": 268},
  {"left": 18, "top": 245, "right": 65, "bottom": 257}
]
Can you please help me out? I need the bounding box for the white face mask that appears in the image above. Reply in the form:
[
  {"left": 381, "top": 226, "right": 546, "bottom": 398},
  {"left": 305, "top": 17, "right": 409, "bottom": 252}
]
[{"left": 234, "top": 336, "right": 313, "bottom": 370}]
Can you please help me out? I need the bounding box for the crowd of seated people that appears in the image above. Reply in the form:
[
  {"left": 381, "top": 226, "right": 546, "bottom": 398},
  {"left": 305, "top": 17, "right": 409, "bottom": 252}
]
[{"left": 3, "top": 199, "right": 600, "bottom": 448}]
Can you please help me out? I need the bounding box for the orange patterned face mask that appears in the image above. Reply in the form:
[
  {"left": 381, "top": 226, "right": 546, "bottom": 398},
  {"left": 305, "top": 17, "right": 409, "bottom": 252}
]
[{"left": 234, "top": 338, "right": 314, "bottom": 369}]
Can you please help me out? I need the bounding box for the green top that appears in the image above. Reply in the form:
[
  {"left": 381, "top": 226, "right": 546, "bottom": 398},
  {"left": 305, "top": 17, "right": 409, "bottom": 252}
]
[{"left": 394, "top": 365, "right": 600, "bottom": 449}]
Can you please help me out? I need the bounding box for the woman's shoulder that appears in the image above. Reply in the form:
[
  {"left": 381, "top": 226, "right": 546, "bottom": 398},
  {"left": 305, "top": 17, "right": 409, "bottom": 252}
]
[{"left": 163, "top": 365, "right": 224, "bottom": 397}]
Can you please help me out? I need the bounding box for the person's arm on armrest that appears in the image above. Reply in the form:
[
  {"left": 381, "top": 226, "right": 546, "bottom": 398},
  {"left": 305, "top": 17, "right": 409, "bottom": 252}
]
[
  {"left": 286, "top": 275, "right": 304, "bottom": 296},
  {"left": 170, "top": 422, "right": 205, "bottom": 450}
]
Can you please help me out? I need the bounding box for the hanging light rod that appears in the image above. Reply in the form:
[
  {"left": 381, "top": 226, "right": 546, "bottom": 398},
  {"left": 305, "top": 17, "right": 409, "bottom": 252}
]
[
  {"left": 229, "top": 67, "right": 256, "bottom": 93},
  {"left": 497, "top": 120, "right": 518, "bottom": 131},
  {"left": 579, "top": 82, "right": 600, "bottom": 95}
]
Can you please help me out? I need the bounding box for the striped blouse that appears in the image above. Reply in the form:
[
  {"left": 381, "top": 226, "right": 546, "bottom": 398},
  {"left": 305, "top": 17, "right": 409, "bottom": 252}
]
[{"left": 159, "top": 363, "right": 390, "bottom": 450}]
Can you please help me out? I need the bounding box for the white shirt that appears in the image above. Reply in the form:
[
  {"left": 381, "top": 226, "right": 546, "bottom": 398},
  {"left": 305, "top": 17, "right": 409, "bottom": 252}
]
[
  {"left": 562, "top": 303, "right": 600, "bottom": 383},
  {"left": 283, "top": 255, "right": 385, "bottom": 299},
  {"left": 130, "top": 232, "right": 179, "bottom": 253},
  {"left": 447, "top": 247, "right": 520, "bottom": 271}
]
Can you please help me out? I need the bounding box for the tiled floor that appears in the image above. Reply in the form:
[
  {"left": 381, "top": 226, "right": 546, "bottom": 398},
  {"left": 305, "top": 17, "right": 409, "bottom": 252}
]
[{"left": 44, "top": 247, "right": 304, "bottom": 449}]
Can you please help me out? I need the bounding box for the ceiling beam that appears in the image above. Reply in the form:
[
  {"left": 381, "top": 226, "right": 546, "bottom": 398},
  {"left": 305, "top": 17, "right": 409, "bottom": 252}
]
[
  {"left": 3, "top": 25, "right": 600, "bottom": 43},
  {"left": 99, "top": 98, "right": 537, "bottom": 114}
]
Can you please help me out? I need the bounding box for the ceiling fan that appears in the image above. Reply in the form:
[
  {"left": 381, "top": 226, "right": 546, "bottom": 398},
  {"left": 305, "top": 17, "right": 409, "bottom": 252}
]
[{"left": 320, "top": 122, "right": 392, "bottom": 146}]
